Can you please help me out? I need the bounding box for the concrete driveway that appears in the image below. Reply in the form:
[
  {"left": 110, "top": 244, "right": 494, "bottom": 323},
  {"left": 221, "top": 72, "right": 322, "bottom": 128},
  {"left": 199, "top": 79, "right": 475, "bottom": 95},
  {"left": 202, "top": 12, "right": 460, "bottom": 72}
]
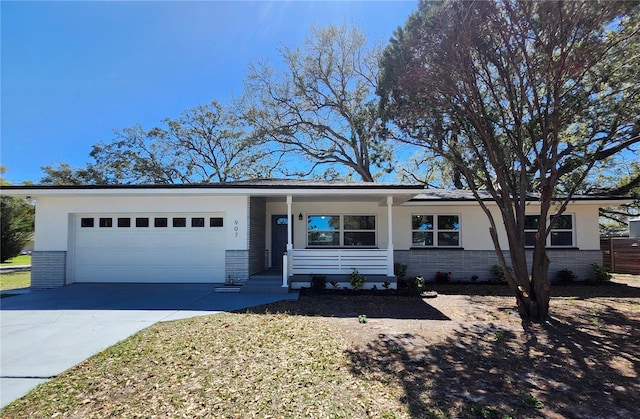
[{"left": 0, "top": 284, "right": 298, "bottom": 408}]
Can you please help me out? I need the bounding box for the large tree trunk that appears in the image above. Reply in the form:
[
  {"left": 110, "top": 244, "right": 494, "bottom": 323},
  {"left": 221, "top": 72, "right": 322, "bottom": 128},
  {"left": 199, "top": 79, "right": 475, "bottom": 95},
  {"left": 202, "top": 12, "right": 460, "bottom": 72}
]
[
  {"left": 502, "top": 209, "right": 551, "bottom": 321},
  {"left": 529, "top": 239, "right": 551, "bottom": 319}
]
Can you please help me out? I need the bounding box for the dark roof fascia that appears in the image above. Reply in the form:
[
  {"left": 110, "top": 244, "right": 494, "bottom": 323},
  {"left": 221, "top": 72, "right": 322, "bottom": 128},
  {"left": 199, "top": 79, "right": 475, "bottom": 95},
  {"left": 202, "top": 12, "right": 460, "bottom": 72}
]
[
  {"left": 410, "top": 194, "right": 632, "bottom": 202},
  {"left": 1, "top": 184, "right": 629, "bottom": 202},
  {"left": 0, "top": 183, "right": 425, "bottom": 191}
]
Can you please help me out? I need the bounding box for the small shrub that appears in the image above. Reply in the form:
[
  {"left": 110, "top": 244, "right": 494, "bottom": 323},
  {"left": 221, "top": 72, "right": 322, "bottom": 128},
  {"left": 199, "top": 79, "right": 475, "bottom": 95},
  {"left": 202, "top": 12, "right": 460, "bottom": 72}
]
[
  {"left": 329, "top": 281, "right": 339, "bottom": 288},
  {"left": 394, "top": 263, "right": 408, "bottom": 289},
  {"left": 407, "top": 276, "right": 426, "bottom": 295},
  {"left": 471, "top": 274, "right": 479, "bottom": 282},
  {"left": 554, "top": 268, "right": 577, "bottom": 284},
  {"left": 358, "top": 314, "right": 368, "bottom": 324},
  {"left": 394, "top": 263, "right": 407, "bottom": 280},
  {"left": 382, "top": 281, "right": 391, "bottom": 289},
  {"left": 349, "top": 268, "right": 365, "bottom": 290},
  {"left": 591, "top": 263, "right": 612, "bottom": 282},
  {"left": 435, "top": 271, "right": 451, "bottom": 283},
  {"left": 310, "top": 274, "right": 326, "bottom": 292},
  {"left": 471, "top": 406, "right": 501, "bottom": 418},
  {"left": 490, "top": 264, "right": 512, "bottom": 284},
  {"left": 520, "top": 391, "right": 544, "bottom": 409}
]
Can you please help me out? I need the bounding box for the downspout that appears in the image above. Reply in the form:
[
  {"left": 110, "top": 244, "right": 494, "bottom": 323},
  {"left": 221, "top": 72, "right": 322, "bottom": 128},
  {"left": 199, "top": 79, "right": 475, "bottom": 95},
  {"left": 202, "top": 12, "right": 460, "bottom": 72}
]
[{"left": 387, "top": 196, "right": 394, "bottom": 277}]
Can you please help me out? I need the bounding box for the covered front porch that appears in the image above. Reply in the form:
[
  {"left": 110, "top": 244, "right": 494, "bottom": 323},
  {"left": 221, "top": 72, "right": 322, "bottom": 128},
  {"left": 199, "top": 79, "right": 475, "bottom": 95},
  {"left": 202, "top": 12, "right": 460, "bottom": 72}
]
[{"left": 272, "top": 194, "right": 402, "bottom": 290}]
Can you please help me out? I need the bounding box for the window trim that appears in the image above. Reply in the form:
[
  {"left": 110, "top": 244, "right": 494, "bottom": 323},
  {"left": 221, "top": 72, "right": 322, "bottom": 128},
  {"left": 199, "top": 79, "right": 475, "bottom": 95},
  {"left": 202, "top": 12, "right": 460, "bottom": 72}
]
[
  {"left": 99, "top": 217, "right": 113, "bottom": 228},
  {"left": 524, "top": 213, "right": 575, "bottom": 248},
  {"left": 136, "top": 217, "right": 150, "bottom": 228},
  {"left": 154, "top": 217, "right": 168, "bottom": 228},
  {"left": 209, "top": 217, "right": 224, "bottom": 228},
  {"left": 411, "top": 214, "right": 461, "bottom": 248},
  {"left": 173, "top": 217, "right": 187, "bottom": 228},
  {"left": 307, "top": 214, "right": 377, "bottom": 248},
  {"left": 80, "top": 217, "right": 94, "bottom": 228},
  {"left": 117, "top": 217, "right": 131, "bottom": 228},
  {"left": 82, "top": 214, "right": 224, "bottom": 229}
]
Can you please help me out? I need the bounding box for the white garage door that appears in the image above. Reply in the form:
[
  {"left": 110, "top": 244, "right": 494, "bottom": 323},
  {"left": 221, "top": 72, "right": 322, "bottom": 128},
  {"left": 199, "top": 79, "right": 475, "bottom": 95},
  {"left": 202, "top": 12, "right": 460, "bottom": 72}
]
[{"left": 72, "top": 213, "right": 226, "bottom": 283}]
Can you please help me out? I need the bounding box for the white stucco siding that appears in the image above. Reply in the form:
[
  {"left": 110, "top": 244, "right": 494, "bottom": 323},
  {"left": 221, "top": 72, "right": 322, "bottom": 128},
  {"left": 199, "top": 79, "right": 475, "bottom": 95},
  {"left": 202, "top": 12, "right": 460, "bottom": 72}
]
[
  {"left": 560, "top": 203, "right": 601, "bottom": 250},
  {"left": 265, "top": 199, "right": 602, "bottom": 252},
  {"left": 394, "top": 201, "right": 601, "bottom": 251},
  {"left": 393, "top": 204, "right": 492, "bottom": 250},
  {"left": 33, "top": 195, "right": 249, "bottom": 251},
  {"left": 33, "top": 198, "right": 73, "bottom": 251},
  {"left": 266, "top": 199, "right": 391, "bottom": 251}
]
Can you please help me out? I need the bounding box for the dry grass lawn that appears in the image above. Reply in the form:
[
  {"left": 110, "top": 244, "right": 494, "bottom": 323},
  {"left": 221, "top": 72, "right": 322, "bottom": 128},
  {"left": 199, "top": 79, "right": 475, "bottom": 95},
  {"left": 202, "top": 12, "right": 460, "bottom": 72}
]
[{"left": 2, "top": 275, "right": 639, "bottom": 418}]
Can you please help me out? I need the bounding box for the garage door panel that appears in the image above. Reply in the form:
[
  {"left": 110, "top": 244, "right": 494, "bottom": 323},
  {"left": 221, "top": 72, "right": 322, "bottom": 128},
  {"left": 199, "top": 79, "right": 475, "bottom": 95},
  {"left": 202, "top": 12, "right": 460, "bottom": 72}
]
[
  {"left": 75, "top": 250, "right": 219, "bottom": 267},
  {"left": 74, "top": 265, "right": 219, "bottom": 283},
  {"left": 73, "top": 214, "right": 227, "bottom": 283}
]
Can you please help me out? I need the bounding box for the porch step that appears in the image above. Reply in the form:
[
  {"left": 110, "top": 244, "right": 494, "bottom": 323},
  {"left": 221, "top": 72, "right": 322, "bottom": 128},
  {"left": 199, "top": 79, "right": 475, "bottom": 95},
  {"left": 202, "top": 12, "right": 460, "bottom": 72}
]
[{"left": 214, "top": 286, "right": 242, "bottom": 293}]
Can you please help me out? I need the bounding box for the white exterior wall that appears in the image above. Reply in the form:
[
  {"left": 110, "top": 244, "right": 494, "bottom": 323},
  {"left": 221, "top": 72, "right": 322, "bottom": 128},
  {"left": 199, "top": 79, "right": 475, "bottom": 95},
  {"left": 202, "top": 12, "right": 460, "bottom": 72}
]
[
  {"left": 266, "top": 199, "right": 390, "bottom": 254},
  {"left": 263, "top": 198, "right": 602, "bottom": 254},
  {"left": 393, "top": 201, "right": 601, "bottom": 251},
  {"left": 34, "top": 195, "right": 249, "bottom": 251},
  {"left": 568, "top": 204, "right": 601, "bottom": 250}
]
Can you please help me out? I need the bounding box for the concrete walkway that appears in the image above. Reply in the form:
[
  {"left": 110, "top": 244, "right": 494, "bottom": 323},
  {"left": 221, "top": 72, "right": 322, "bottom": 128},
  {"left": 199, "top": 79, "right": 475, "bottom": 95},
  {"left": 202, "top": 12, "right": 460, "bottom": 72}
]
[{"left": 0, "top": 283, "right": 298, "bottom": 408}]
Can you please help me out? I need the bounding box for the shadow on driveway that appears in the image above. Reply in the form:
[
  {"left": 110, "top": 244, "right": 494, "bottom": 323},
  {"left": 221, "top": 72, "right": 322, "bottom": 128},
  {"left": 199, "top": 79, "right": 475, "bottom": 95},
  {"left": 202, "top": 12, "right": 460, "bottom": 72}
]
[{"left": 0, "top": 283, "right": 297, "bottom": 311}]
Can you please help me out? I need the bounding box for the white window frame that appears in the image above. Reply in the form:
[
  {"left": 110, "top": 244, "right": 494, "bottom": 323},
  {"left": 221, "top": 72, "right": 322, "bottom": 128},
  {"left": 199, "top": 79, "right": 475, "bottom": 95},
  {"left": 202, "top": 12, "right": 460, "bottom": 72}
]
[
  {"left": 307, "top": 214, "right": 377, "bottom": 248},
  {"left": 524, "top": 213, "right": 575, "bottom": 247},
  {"left": 411, "top": 214, "right": 461, "bottom": 248}
]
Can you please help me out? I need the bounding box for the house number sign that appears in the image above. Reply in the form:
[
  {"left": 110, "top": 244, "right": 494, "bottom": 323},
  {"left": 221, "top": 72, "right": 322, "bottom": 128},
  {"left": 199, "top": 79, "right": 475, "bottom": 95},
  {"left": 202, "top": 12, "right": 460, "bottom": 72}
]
[{"left": 234, "top": 220, "right": 239, "bottom": 237}]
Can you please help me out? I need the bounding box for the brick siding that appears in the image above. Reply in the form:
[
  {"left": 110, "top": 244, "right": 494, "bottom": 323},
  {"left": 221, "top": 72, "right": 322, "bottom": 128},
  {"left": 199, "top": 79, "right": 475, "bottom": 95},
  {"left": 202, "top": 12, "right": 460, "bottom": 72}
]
[
  {"left": 31, "top": 251, "right": 66, "bottom": 289},
  {"left": 394, "top": 249, "right": 602, "bottom": 282},
  {"left": 225, "top": 250, "right": 250, "bottom": 282}
]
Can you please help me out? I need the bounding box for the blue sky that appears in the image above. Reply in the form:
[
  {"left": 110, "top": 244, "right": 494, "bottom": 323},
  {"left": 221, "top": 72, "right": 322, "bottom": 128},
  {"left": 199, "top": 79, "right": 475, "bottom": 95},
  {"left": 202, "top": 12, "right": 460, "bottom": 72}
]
[{"left": 1, "top": 0, "right": 418, "bottom": 184}]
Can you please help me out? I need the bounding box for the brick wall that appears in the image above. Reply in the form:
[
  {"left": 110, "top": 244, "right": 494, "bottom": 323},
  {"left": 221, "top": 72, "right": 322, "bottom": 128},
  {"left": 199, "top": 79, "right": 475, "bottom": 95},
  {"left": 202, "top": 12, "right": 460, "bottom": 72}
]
[
  {"left": 395, "top": 249, "right": 602, "bottom": 282},
  {"left": 248, "top": 197, "right": 266, "bottom": 275},
  {"left": 225, "top": 250, "right": 249, "bottom": 282},
  {"left": 31, "top": 251, "right": 66, "bottom": 289}
]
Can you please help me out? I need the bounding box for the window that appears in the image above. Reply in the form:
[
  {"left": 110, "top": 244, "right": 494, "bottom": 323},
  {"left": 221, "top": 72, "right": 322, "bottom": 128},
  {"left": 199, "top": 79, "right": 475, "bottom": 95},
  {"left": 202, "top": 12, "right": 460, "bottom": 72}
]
[
  {"left": 550, "top": 214, "right": 573, "bottom": 246},
  {"left": 154, "top": 217, "right": 168, "bottom": 228},
  {"left": 524, "top": 215, "right": 540, "bottom": 247},
  {"left": 81, "top": 217, "right": 94, "bottom": 228},
  {"left": 192, "top": 217, "right": 205, "bottom": 227},
  {"left": 117, "top": 218, "right": 131, "bottom": 228},
  {"left": 524, "top": 214, "right": 573, "bottom": 247},
  {"left": 343, "top": 215, "right": 376, "bottom": 246},
  {"left": 99, "top": 218, "right": 113, "bottom": 228},
  {"left": 411, "top": 215, "right": 460, "bottom": 247},
  {"left": 307, "top": 215, "right": 375, "bottom": 247},
  {"left": 209, "top": 217, "right": 223, "bottom": 227},
  {"left": 173, "top": 217, "right": 187, "bottom": 227},
  {"left": 136, "top": 217, "right": 149, "bottom": 228},
  {"left": 308, "top": 215, "right": 340, "bottom": 246}
]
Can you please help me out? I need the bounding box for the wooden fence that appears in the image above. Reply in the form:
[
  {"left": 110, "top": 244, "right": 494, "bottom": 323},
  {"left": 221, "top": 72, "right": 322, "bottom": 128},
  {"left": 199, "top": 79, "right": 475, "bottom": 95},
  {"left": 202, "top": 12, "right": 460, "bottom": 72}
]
[{"left": 601, "top": 238, "right": 640, "bottom": 275}]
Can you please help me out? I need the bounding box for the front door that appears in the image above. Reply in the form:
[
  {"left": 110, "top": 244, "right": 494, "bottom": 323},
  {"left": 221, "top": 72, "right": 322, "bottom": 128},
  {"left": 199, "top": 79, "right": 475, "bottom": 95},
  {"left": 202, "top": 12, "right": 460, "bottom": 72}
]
[{"left": 271, "top": 215, "right": 290, "bottom": 269}]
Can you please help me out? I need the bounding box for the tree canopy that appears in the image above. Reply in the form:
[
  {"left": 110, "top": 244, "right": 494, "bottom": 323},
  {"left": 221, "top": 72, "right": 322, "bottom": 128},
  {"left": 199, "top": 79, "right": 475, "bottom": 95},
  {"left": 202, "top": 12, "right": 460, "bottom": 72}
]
[
  {"left": 0, "top": 166, "right": 35, "bottom": 262},
  {"left": 379, "top": 0, "right": 640, "bottom": 319},
  {"left": 41, "top": 101, "right": 281, "bottom": 185},
  {"left": 243, "top": 24, "right": 394, "bottom": 181}
]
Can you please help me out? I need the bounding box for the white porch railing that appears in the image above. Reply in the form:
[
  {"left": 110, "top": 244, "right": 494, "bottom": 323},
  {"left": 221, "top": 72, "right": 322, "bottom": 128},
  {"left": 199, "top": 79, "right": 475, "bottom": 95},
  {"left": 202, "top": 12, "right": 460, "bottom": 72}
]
[{"left": 290, "top": 249, "right": 388, "bottom": 275}]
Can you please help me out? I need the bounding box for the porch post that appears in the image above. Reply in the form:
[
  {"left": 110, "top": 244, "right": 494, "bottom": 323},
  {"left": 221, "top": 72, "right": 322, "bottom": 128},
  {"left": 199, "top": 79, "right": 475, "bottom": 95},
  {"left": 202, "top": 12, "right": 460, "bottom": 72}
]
[
  {"left": 286, "top": 195, "right": 293, "bottom": 252},
  {"left": 283, "top": 195, "right": 293, "bottom": 287},
  {"left": 387, "top": 196, "right": 394, "bottom": 276}
]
